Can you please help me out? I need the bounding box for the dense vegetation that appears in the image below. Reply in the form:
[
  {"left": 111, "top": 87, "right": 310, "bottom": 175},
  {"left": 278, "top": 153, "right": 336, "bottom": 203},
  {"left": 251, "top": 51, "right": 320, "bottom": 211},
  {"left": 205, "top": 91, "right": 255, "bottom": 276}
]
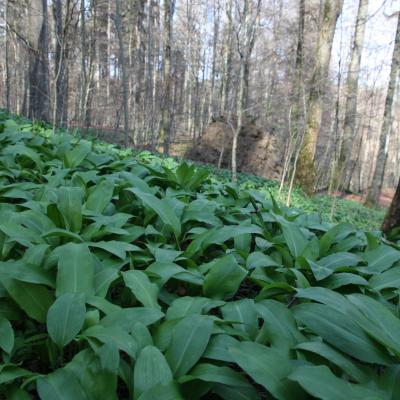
[{"left": 1, "top": 112, "right": 400, "bottom": 399}]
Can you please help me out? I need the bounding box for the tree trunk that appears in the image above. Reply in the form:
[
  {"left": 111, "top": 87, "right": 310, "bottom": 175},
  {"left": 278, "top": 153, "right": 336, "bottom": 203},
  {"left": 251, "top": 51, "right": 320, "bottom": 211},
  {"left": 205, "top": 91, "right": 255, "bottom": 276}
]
[
  {"left": 115, "top": 0, "right": 130, "bottom": 147},
  {"left": 161, "top": 0, "right": 175, "bottom": 154},
  {"left": 337, "top": 0, "right": 368, "bottom": 191},
  {"left": 365, "top": 14, "right": 400, "bottom": 207},
  {"left": 382, "top": 177, "right": 400, "bottom": 235},
  {"left": 296, "top": 0, "right": 344, "bottom": 191},
  {"left": 27, "top": 0, "right": 50, "bottom": 121},
  {"left": 231, "top": 0, "right": 261, "bottom": 182}
]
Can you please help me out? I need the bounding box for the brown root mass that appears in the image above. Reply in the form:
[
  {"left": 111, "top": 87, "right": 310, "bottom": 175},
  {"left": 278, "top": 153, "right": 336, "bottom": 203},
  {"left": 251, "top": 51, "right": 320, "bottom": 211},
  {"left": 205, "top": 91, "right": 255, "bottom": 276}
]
[{"left": 185, "top": 116, "right": 282, "bottom": 180}]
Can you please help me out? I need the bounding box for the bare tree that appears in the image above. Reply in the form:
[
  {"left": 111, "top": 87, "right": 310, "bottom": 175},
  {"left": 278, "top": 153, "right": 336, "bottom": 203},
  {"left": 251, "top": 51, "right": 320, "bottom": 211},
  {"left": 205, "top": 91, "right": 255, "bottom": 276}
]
[
  {"left": 365, "top": 12, "right": 400, "bottom": 207},
  {"left": 115, "top": 0, "right": 130, "bottom": 146},
  {"left": 231, "top": 0, "right": 261, "bottom": 182},
  {"left": 337, "top": 0, "right": 368, "bottom": 191},
  {"left": 161, "top": 0, "right": 175, "bottom": 154}
]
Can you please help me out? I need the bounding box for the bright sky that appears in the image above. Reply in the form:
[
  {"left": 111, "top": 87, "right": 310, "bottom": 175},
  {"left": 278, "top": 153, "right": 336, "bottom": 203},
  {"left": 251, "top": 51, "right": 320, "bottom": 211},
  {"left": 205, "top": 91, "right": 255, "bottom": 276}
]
[{"left": 332, "top": 0, "right": 399, "bottom": 87}]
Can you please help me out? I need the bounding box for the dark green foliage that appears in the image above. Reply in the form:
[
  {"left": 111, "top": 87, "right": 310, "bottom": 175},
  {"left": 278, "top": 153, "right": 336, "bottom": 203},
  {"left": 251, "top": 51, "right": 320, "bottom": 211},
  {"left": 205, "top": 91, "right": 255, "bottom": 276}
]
[{"left": 0, "top": 111, "right": 399, "bottom": 399}]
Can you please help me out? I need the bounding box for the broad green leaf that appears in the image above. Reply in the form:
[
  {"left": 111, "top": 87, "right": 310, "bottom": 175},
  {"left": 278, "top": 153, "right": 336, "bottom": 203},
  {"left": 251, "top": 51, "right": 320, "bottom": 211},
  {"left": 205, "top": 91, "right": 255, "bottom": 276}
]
[
  {"left": 47, "top": 293, "right": 86, "bottom": 348},
  {"left": 203, "top": 255, "right": 247, "bottom": 300},
  {"left": 1, "top": 278, "right": 54, "bottom": 323},
  {"left": 179, "top": 363, "right": 251, "bottom": 388},
  {"left": 293, "top": 303, "right": 393, "bottom": 365},
  {"left": 166, "top": 314, "right": 213, "bottom": 377},
  {"left": 295, "top": 341, "right": 371, "bottom": 383},
  {"left": 166, "top": 296, "right": 210, "bottom": 320},
  {"left": 288, "top": 365, "right": 384, "bottom": 400},
  {"left": 362, "top": 244, "right": 400, "bottom": 273},
  {"left": 56, "top": 243, "right": 95, "bottom": 297},
  {"left": 0, "top": 316, "right": 14, "bottom": 354},
  {"left": 137, "top": 381, "right": 183, "bottom": 400},
  {"left": 0, "top": 260, "right": 55, "bottom": 288},
  {"left": 221, "top": 299, "right": 258, "bottom": 339},
  {"left": 280, "top": 222, "right": 308, "bottom": 258},
  {"left": 134, "top": 346, "right": 173, "bottom": 399},
  {"left": 37, "top": 369, "right": 88, "bottom": 400},
  {"left": 100, "top": 307, "right": 163, "bottom": 331},
  {"left": 65, "top": 348, "right": 118, "bottom": 400},
  {"left": 369, "top": 267, "right": 400, "bottom": 290},
  {"left": 213, "top": 384, "right": 260, "bottom": 400},
  {"left": 347, "top": 294, "right": 400, "bottom": 357},
  {"left": 204, "top": 334, "right": 239, "bottom": 362},
  {"left": 131, "top": 188, "right": 181, "bottom": 237},
  {"left": 123, "top": 270, "right": 160, "bottom": 309},
  {"left": 229, "top": 341, "right": 304, "bottom": 400},
  {"left": 89, "top": 241, "right": 140, "bottom": 260},
  {"left": 322, "top": 273, "right": 369, "bottom": 290},
  {"left": 57, "top": 187, "right": 83, "bottom": 233},
  {"left": 319, "top": 223, "right": 354, "bottom": 256},
  {"left": 255, "top": 300, "right": 304, "bottom": 348},
  {"left": 246, "top": 251, "right": 280, "bottom": 269},
  {"left": 0, "top": 364, "right": 35, "bottom": 385},
  {"left": 83, "top": 325, "right": 137, "bottom": 358},
  {"left": 64, "top": 141, "right": 91, "bottom": 168},
  {"left": 85, "top": 179, "right": 114, "bottom": 213}
]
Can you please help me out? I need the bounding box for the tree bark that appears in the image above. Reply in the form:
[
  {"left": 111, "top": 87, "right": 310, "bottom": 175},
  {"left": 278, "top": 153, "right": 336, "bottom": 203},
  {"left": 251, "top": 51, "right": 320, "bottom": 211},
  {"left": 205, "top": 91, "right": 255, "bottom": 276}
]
[
  {"left": 337, "top": 0, "right": 368, "bottom": 191},
  {"left": 296, "top": 0, "right": 344, "bottom": 191},
  {"left": 365, "top": 13, "right": 400, "bottom": 207},
  {"left": 382, "top": 177, "right": 400, "bottom": 235},
  {"left": 27, "top": 0, "right": 51, "bottom": 121},
  {"left": 161, "top": 0, "right": 175, "bottom": 154},
  {"left": 115, "top": 0, "right": 130, "bottom": 147}
]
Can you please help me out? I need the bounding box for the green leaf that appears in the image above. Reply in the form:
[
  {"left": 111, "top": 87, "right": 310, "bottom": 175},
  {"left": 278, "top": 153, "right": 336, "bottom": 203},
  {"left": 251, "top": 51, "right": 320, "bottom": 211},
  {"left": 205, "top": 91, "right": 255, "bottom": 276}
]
[
  {"left": 179, "top": 363, "right": 251, "bottom": 388},
  {"left": 229, "top": 341, "right": 304, "bottom": 400},
  {"left": 137, "top": 381, "right": 183, "bottom": 400},
  {"left": 89, "top": 241, "right": 140, "bottom": 260},
  {"left": 134, "top": 346, "right": 173, "bottom": 399},
  {"left": 166, "top": 314, "right": 213, "bottom": 377},
  {"left": 130, "top": 188, "right": 181, "bottom": 237},
  {"left": 123, "top": 270, "right": 160, "bottom": 309},
  {"left": 369, "top": 267, "right": 400, "bottom": 290},
  {"left": 347, "top": 294, "right": 400, "bottom": 357},
  {"left": 255, "top": 300, "right": 304, "bottom": 348},
  {"left": 0, "top": 364, "right": 35, "bottom": 385},
  {"left": 288, "top": 365, "right": 384, "bottom": 400},
  {"left": 246, "top": 251, "right": 279, "bottom": 269},
  {"left": 64, "top": 141, "right": 91, "bottom": 168},
  {"left": 221, "top": 299, "right": 258, "bottom": 340},
  {"left": 57, "top": 187, "right": 83, "bottom": 233},
  {"left": 212, "top": 384, "right": 260, "bottom": 400},
  {"left": 295, "top": 341, "right": 371, "bottom": 383},
  {"left": 85, "top": 179, "right": 114, "bottom": 213},
  {"left": 293, "top": 303, "right": 393, "bottom": 365},
  {"left": 203, "top": 334, "right": 239, "bottom": 362},
  {"left": 203, "top": 255, "right": 247, "bottom": 300},
  {"left": 0, "top": 316, "right": 14, "bottom": 354},
  {"left": 56, "top": 243, "right": 95, "bottom": 297},
  {"left": 83, "top": 325, "right": 137, "bottom": 358},
  {"left": 100, "top": 307, "right": 163, "bottom": 331},
  {"left": 362, "top": 244, "right": 400, "bottom": 273},
  {"left": 65, "top": 348, "right": 118, "bottom": 400},
  {"left": 37, "top": 369, "right": 88, "bottom": 400},
  {"left": 322, "top": 273, "right": 369, "bottom": 290},
  {"left": 47, "top": 293, "right": 86, "bottom": 348},
  {"left": 1, "top": 278, "right": 54, "bottom": 323},
  {"left": 280, "top": 222, "right": 308, "bottom": 258},
  {"left": 166, "top": 296, "right": 210, "bottom": 320}
]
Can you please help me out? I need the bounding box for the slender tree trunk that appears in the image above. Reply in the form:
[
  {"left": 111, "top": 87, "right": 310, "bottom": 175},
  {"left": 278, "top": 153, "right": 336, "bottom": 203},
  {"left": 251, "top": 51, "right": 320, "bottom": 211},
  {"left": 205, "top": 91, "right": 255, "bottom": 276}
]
[
  {"left": 161, "top": 0, "right": 175, "bottom": 154},
  {"left": 115, "top": 0, "right": 130, "bottom": 147},
  {"left": 337, "top": 0, "right": 368, "bottom": 191},
  {"left": 365, "top": 14, "right": 400, "bottom": 207}
]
